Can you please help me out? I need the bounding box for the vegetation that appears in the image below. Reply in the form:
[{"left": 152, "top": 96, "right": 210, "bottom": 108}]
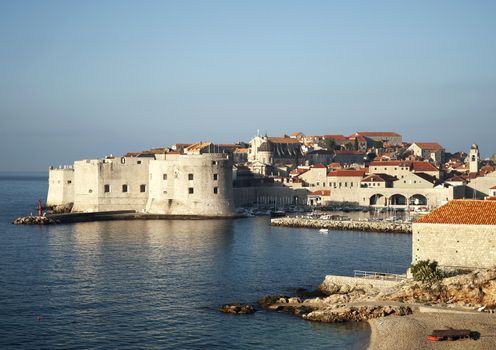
[
  {"left": 410, "top": 260, "right": 441, "bottom": 282},
  {"left": 319, "top": 139, "right": 340, "bottom": 151},
  {"left": 410, "top": 260, "right": 469, "bottom": 282}
]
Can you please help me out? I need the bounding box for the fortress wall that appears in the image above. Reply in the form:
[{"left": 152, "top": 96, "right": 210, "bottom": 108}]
[
  {"left": 413, "top": 223, "right": 496, "bottom": 268},
  {"left": 146, "top": 153, "right": 235, "bottom": 216},
  {"left": 72, "top": 160, "right": 101, "bottom": 212},
  {"left": 46, "top": 168, "right": 74, "bottom": 206},
  {"left": 233, "top": 186, "right": 309, "bottom": 207},
  {"left": 96, "top": 157, "right": 150, "bottom": 212}
]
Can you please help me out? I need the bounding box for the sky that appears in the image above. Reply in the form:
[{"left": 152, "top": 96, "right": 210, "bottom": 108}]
[{"left": 1, "top": 0, "right": 495, "bottom": 171}]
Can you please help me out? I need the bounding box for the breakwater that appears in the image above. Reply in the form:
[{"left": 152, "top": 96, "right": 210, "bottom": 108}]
[{"left": 271, "top": 217, "right": 412, "bottom": 233}]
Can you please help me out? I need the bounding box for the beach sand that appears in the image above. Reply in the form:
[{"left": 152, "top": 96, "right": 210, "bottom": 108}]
[{"left": 368, "top": 311, "right": 496, "bottom": 350}]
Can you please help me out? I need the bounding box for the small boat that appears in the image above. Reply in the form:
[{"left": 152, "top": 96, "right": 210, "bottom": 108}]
[
  {"left": 319, "top": 229, "right": 329, "bottom": 233},
  {"left": 270, "top": 210, "right": 286, "bottom": 218},
  {"left": 427, "top": 329, "right": 478, "bottom": 342}
]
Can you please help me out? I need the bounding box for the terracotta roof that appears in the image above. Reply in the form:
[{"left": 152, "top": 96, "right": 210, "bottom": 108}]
[
  {"left": 415, "top": 200, "right": 496, "bottom": 225},
  {"left": 370, "top": 160, "right": 410, "bottom": 167},
  {"left": 412, "top": 142, "right": 444, "bottom": 150},
  {"left": 310, "top": 190, "right": 331, "bottom": 196},
  {"left": 335, "top": 150, "right": 366, "bottom": 155},
  {"left": 361, "top": 173, "right": 397, "bottom": 182},
  {"left": 356, "top": 132, "right": 401, "bottom": 137},
  {"left": 235, "top": 148, "right": 249, "bottom": 153},
  {"left": 491, "top": 185, "right": 496, "bottom": 190},
  {"left": 322, "top": 134, "right": 347, "bottom": 141},
  {"left": 411, "top": 161, "right": 439, "bottom": 172},
  {"left": 267, "top": 137, "right": 300, "bottom": 144},
  {"left": 327, "top": 170, "right": 366, "bottom": 177},
  {"left": 290, "top": 132, "right": 303, "bottom": 137}
]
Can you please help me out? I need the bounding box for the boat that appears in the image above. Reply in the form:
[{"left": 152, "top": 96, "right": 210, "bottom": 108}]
[
  {"left": 270, "top": 210, "right": 286, "bottom": 218},
  {"left": 427, "top": 329, "right": 478, "bottom": 342},
  {"left": 319, "top": 229, "right": 329, "bottom": 233}
]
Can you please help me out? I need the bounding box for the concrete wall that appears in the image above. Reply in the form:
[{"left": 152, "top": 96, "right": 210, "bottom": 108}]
[
  {"left": 46, "top": 167, "right": 74, "bottom": 206},
  {"left": 146, "top": 153, "right": 235, "bottom": 216},
  {"left": 412, "top": 223, "right": 496, "bottom": 268}
]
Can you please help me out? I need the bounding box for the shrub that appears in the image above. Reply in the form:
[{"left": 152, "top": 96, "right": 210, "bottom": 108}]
[{"left": 410, "top": 260, "right": 441, "bottom": 282}]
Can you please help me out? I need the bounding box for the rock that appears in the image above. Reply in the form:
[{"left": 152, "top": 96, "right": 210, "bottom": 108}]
[
  {"left": 12, "top": 216, "right": 56, "bottom": 225},
  {"left": 219, "top": 304, "right": 256, "bottom": 315},
  {"left": 288, "top": 297, "right": 302, "bottom": 304},
  {"left": 258, "top": 295, "right": 290, "bottom": 308}
]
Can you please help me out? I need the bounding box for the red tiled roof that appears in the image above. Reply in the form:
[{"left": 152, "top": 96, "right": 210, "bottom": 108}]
[
  {"left": 356, "top": 132, "right": 401, "bottom": 137},
  {"left": 235, "top": 148, "right": 249, "bottom": 153},
  {"left": 369, "top": 160, "right": 410, "bottom": 167},
  {"left": 412, "top": 142, "right": 444, "bottom": 150},
  {"left": 327, "top": 170, "right": 366, "bottom": 177},
  {"left": 411, "top": 161, "right": 439, "bottom": 172},
  {"left": 335, "top": 150, "right": 366, "bottom": 155},
  {"left": 290, "top": 132, "right": 303, "bottom": 137},
  {"left": 310, "top": 190, "right": 331, "bottom": 196},
  {"left": 415, "top": 200, "right": 496, "bottom": 225},
  {"left": 268, "top": 137, "right": 301, "bottom": 144},
  {"left": 322, "top": 134, "right": 347, "bottom": 141},
  {"left": 490, "top": 185, "right": 496, "bottom": 190}
]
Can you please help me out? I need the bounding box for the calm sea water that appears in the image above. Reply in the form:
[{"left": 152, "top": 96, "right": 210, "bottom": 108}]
[{"left": 0, "top": 174, "right": 411, "bottom": 349}]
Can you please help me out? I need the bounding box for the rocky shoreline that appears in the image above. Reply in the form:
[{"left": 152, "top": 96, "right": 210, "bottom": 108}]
[{"left": 271, "top": 217, "right": 412, "bottom": 233}]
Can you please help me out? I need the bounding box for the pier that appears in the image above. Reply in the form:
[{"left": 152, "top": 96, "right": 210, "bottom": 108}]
[{"left": 270, "top": 217, "right": 412, "bottom": 233}]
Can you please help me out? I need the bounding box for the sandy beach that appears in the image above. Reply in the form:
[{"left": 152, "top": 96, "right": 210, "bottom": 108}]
[{"left": 368, "top": 310, "right": 496, "bottom": 350}]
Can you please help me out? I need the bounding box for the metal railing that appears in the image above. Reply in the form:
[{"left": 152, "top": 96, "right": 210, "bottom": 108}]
[{"left": 353, "top": 270, "right": 407, "bottom": 281}]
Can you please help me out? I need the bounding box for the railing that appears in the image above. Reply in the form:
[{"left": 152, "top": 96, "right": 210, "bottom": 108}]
[{"left": 353, "top": 270, "right": 407, "bottom": 281}]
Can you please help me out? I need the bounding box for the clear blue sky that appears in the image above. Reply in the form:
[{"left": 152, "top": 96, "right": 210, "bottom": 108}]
[{"left": 1, "top": 0, "right": 495, "bottom": 171}]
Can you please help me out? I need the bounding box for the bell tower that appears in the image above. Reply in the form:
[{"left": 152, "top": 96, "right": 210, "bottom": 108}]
[{"left": 469, "top": 144, "right": 480, "bottom": 174}]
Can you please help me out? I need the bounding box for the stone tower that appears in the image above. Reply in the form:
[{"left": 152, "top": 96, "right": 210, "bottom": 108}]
[{"left": 469, "top": 144, "right": 480, "bottom": 174}]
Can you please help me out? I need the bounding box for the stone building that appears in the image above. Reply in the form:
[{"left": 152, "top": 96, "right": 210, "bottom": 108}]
[
  {"left": 412, "top": 200, "right": 496, "bottom": 269},
  {"left": 46, "top": 152, "right": 235, "bottom": 217},
  {"left": 407, "top": 142, "right": 445, "bottom": 164},
  {"left": 352, "top": 132, "right": 403, "bottom": 147}
]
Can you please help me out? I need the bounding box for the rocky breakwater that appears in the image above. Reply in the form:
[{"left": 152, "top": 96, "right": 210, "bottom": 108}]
[
  {"left": 13, "top": 216, "right": 57, "bottom": 225},
  {"left": 271, "top": 217, "right": 411, "bottom": 233}
]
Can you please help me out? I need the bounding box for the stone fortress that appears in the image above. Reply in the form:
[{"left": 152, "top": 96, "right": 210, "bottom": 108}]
[{"left": 47, "top": 143, "right": 235, "bottom": 217}]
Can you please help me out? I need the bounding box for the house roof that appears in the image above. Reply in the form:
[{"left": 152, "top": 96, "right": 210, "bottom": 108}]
[
  {"left": 234, "top": 148, "right": 249, "bottom": 153},
  {"left": 334, "top": 150, "right": 366, "bottom": 155},
  {"left": 356, "top": 132, "right": 401, "bottom": 137},
  {"left": 267, "top": 137, "right": 300, "bottom": 144},
  {"left": 310, "top": 190, "right": 331, "bottom": 196},
  {"left": 327, "top": 170, "right": 366, "bottom": 177},
  {"left": 490, "top": 185, "right": 496, "bottom": 190},
  {"left": 322, "top": 134, "right": 347, "bottom": 141},
  {"left": 290, "top": 132, "right": 303, "bottom": 137},
  {"left": 369, "top": 160, "right": 410, "bottom": 167},
  {"left": 411, "top": 161, "right": 439, "bottom": 172},
  {"left": 412, "top": 142, "right": 444, "bottom": 150},
  {"left": 415, "top": 200, "right": 496, "bottom": 225},
  {"left": 361, "top": 173, "right": 397, "bottom": 182}
]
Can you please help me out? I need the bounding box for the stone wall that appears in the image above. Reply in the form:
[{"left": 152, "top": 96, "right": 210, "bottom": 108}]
[
  {"left": 233, "top": 186, "right": 309, "bottom": 207},
  {"left": 321, "top": 275, "right": 402, "bottom": 293},
  {"left": 46, "top": 167, "right": 74, "bottom": 206},
  {"left": 146, "top": 153, "right": 235, "bottom": 216},
  {"left": 412, "top": 222, "right": 496, "bottom": 268}
]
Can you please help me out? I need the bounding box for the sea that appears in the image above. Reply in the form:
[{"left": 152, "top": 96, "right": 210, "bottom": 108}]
[{"left": 0, "top": 173, "right": 411, "bottom": 349}]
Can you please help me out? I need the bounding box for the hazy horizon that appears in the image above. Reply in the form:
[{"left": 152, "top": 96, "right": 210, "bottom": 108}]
[{"left": 1, "top": 1, "right": 495, "bottom": 171}]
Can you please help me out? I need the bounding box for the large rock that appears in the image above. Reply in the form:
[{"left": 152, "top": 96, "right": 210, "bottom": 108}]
[{"left": 219, "top": 304, "right": 255, "bottom": 315}]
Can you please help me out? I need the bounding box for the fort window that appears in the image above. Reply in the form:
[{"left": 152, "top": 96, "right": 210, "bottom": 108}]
[
  {"left": 137, "top": 160, "right": 142, "bottom": 164},
  {"left": 213, "top": 174, "right": 218, "bottom": 181},
  {"left": 188, "top": 173, "right": 194, "bottom": 180},
  {"left": 188, "top": 187, "right": 194, "bottom": 194},
  {"left": 104, "top": 184, "right": 110, "bottom": 193},
  {"left": 120, "top": 157, "right": 125, "bottom": 164},
  {"left": 88, "top": 189, "right": 93, "bottom": 193},
  {"left": 67, "top": 180, "right": 72, "bottom": 184},
  {"left": 122, "top": 184, "right": 128, "bottom": 193},
  {"left": 140, "top": 184, "right": 146, "bottom": 192},
  {"left": 214, "top": 187, "right": 218, "bottom": 194},
  {"left": 212, "top": 161, "right": 217, "bottom": 165},
  {"left": 163, "top": 174, "right": 167, "bottom": 180}
]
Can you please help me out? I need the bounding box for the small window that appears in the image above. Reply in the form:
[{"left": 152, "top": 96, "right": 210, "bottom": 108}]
[
  {"left": 120, "top": 157, "right": 125, "bottom": 164},
  {"left": 137, "top": 160, "right": 142, "bottom": 165},
  {"left": 213, "top": 187, "right": 218, "bottom": 194},
  {"left": 88, "top": 189, "right": 93, "bottom": 193},
  {"left": 67, "top": 180, "right": 72, "bottom": 184},
  {"left": 140, "top": 184, "right": 146, "bottom": 192},
  {"left": 189, "top": 187, "right": 194, "bottom": 194},
  {"left": 212, "top": 161, "right": 217, "bottom": 165},
  {"left": 213, "top": 174, "right": 218, "bottom": 181},
  {"left": 122, "top": 184, "right": 128, "bottom": 193},
  {"left": 188, "top": 173, "right": 194, "bottom": 180},
  {"left": 104, "top": 184, "right": 110, "bottom": 193},
  {"left": 163, "top": 174, "right": 167, "bottom": 180}
]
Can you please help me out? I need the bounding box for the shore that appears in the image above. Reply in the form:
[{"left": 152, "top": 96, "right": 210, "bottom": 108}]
[
  {"left": 368, "top": 310, "right": 496, "bottom": 349},
  {"left": 271, "top": 217, "right": 412, "bottom": 233}
]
